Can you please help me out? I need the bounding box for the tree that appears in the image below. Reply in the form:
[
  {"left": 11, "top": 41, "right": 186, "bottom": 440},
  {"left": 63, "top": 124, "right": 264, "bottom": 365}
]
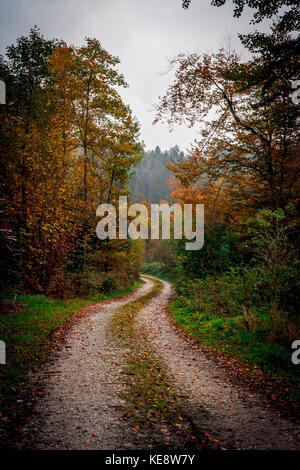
[
  {"left": 182, "top": 0, "right": 300, "bottom": 33},
  {"left": 182, "top": 1, "right": 300, "bottom": 94},
  {"left": 129, "top": 146, "right": 184, "bottom": 203},
  {"left": 154, "top": 44, "right": 300, "bottom": 212},
  {"left": 50, "top": 39, "right": 143, "bottom": 271},
  {"left": 0, "top": 27, "right": 73, "bottom": 291},
  {"left": 0, "top": 29, "right": 143, "bottom": 293},
  {"left": 0, "top": 27, "right": 59, "bottom": 234}
]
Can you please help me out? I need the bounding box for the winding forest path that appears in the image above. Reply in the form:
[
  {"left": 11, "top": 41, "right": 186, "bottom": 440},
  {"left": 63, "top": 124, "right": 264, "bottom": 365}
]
[{"left": 20, "top": 276, "right": 299, "bottom": 450}]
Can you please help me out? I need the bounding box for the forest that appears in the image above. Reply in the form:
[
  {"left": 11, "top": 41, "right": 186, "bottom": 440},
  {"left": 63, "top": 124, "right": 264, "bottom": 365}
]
[
  {"left": 0, "top": 28, "right": 145, "bottom": 297},
  {"left": 0, "top": 0, "right": 299, "bottom": 452},
  {"left": 129, "top": 145, "right": 184, "bottom": 203}
]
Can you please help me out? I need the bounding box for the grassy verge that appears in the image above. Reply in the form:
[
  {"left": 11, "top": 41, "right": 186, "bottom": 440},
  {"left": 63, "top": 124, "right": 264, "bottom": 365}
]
[
  {"left": 0, "top": 281, "right": 142, "bottom": 411},
  {"left": 168, "top": 300, "right": 300, "bottom": 413},
  {"left": 141, "top": 271, "right": 299, "bottom": 414},
  {"left": 109, "top": 277, "right": 209, "bottom": 449}
]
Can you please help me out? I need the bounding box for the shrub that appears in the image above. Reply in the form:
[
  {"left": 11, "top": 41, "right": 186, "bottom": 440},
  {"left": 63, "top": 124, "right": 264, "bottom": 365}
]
[{"left": 101, "top": 276, "right": 116, "bottom": 293}]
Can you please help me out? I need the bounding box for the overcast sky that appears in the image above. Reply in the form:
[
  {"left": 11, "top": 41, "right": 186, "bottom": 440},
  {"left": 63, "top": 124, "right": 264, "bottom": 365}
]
[{"left": 0, "top": 0, "right": 271, "bottom": 151}]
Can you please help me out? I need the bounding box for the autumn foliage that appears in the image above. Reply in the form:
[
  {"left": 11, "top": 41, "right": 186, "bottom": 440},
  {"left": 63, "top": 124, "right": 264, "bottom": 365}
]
[{"left": 0, "top": 28, "right": 143, "bottom": 294}]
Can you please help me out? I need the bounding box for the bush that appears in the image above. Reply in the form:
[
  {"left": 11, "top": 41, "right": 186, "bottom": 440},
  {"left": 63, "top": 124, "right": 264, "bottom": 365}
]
[
  {"left": 177, "top": 223, "right": 244, "bottom": 279},
  {"left": 174, "top": 264, "right": 300, "bottom": 343},
  {"left": 101, "top": 277, "right": 116, "bottom": 293},
  {"left": 141, "top": 262, "right": 176, "bottom": 281}
]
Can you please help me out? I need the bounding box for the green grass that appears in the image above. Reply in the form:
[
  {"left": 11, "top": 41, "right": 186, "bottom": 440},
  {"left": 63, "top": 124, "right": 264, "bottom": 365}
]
[
  {"left": 168, "top": 300, "right": 300, "bottom": 408},
  {"left": 0, "top": 281, "right": 142, "bottom": 409}
]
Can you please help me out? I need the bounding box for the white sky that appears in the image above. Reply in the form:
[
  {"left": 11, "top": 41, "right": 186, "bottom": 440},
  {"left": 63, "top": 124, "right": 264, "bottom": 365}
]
[{"left": 0, "top": 0, "right": 271, "bottom": 151}]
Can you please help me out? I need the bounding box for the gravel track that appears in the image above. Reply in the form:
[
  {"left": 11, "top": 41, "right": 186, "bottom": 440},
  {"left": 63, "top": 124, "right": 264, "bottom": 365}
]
[{"left": 19, "top": 275, "right": 299, "bottom": 450}]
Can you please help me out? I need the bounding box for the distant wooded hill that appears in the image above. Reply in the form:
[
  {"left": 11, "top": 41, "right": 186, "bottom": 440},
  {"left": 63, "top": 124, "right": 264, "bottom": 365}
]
[{"left": 129, "top": 145, "right": 184, "bottom": 203}]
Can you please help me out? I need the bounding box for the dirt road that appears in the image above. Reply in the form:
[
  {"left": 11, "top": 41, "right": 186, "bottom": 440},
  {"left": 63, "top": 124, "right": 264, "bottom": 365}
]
[{"left": 19, "top": 276, "right": 299, "bottom": 450}]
